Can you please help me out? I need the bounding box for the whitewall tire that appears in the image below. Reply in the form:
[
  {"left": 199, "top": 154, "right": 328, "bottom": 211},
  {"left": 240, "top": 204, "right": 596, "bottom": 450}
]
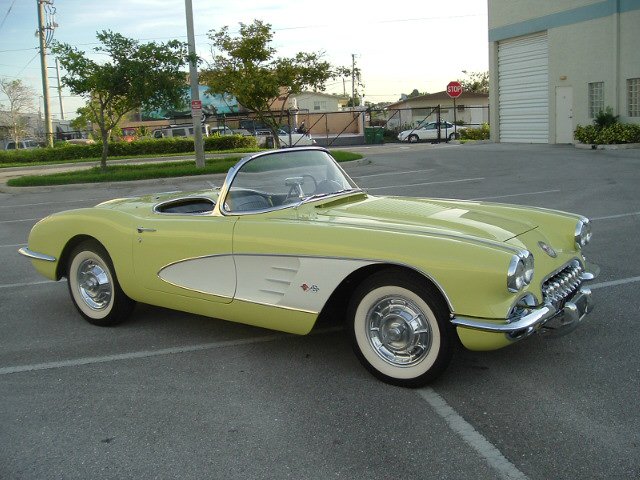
[
  {"left": 67, "top": 240, "right": 134, "bottom": 326},
  {"left": 348, "top": 270, "right": 453, "bottom": 387}
]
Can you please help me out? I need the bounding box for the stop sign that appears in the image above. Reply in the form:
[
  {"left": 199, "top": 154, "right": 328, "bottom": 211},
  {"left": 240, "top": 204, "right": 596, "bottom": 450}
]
[{"left": 447, "top": 81, "right": 463, "bottom": 99}]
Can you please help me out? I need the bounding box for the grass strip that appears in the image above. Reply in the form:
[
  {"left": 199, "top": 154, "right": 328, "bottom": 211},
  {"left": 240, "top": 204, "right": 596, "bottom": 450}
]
[
  {"left": 0, "top": 148, "right": 262, "bottom": 169},
  {"left": 7, "top": 151, "right": 363, "bottom": 187}
]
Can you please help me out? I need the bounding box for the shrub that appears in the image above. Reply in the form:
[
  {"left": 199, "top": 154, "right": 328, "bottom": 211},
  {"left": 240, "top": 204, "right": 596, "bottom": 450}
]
[
  {"left": 574, "top": 123, "right": 640, "bottom": 145},
  {"left": 0, "top": 134, "right": 258, "bottom": 165},
  {"left": 593, "top": 107, "right": 618, "bottom": 128},
  {"left": 460, "top": 123, "right": 490, "bottom": 140}
]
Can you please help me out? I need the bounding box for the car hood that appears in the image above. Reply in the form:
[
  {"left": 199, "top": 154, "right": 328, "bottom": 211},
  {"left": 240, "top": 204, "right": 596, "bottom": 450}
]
[{"left": 313, "top": 195, "right": 538, "bottom": 243}]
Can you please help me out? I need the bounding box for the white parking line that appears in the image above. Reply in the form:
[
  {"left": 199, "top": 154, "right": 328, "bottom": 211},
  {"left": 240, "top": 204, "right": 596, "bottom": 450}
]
[
  {"left": 0, "top": 280, "right": 58, "bottom": 289},
  {"left": 351, "top": 168, "right": 434, "bottom": 179},
  {"left": 418, "top": 388, "right": 529, "bottom": 480},
  {"left": 0, "top": 243, "right": 26, "bottom": 248},
  {"left": 366, "top": 177, "right": 485, "bottom": 191},
  {"left": 0, "top": 327, "right": 343, "bottom": 376},
  {"left": 591, "top": 212, "right": 640, "bottom": 221},
  {"left": 0, "top": 199, "right": 98, "bottom": 209},
  {"left": 469, "top": 190, "right": 561, "bottom": 201},
  {"left": 589, "top": 276, "right": 640, "bottom": 290},
  {"left": 0, "top": 334, "right": 290, "bottom": 375},
  {"left": 0, "top": 218, "right": 40, "bottom": 224}
]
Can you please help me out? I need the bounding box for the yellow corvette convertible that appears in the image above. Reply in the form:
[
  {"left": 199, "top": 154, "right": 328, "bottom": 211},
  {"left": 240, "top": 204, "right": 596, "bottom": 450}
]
[{"left": 19, "top": 147, "right": 598, "bottom": 387}]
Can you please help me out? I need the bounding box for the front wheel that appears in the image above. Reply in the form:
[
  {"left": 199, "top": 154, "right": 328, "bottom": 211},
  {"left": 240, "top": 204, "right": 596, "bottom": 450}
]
[
  {"left": 67, "top": 240, "right": 135, "bottom": 327},
  {"left": 408, "top": 134, "right": 419, "bottom": 143},
  {"left": 347, "top": 270, "right": 453, "bottom": 387}
]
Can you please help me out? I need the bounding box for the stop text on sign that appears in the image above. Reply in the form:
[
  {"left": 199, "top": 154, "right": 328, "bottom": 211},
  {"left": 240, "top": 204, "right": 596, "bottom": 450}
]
[{"left": 446, "top": 81, "right": 463, "bottom": 98}]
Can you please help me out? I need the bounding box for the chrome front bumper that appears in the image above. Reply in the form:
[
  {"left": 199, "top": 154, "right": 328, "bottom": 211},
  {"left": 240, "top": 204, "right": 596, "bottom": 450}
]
[{"left": 18, "top": 247, "right": 56, "bottom": 262}]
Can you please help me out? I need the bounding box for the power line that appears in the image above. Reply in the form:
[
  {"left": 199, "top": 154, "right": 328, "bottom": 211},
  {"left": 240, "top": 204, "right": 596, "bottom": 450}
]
[
  {"left": 16, "top": 52, "right": 40, "bottom": 76},
  {"left": 0, "top": 0, "right": 17, "bottom": 33}
]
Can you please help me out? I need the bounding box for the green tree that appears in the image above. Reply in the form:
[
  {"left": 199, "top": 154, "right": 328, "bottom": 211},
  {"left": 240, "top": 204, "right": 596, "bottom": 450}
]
[
  {"left": 52, "top": 30, "right": 189, "bottom": 169},
  {"left": 458, "top": 71, "right": 489, "bottom": 94},
  {"left": 202, "top": 20, "right": 333, "bottom": 147},
  {"left": 0, "top": 78, "right": 36, "bottom": 145}
]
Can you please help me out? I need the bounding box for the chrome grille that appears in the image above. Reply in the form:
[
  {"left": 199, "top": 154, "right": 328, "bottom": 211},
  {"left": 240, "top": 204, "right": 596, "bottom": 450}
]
[{"left": 542, "top": 260, "right": 583, "bottom": 309}]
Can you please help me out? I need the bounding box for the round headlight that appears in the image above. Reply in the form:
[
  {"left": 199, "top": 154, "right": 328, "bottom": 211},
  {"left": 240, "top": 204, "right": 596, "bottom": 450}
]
[
  {"left": 575, "top": 218, "right": 592, "bottom": 249},
  {"left": 522, "top": 251, "right": 535, "bottom": 283},
  {"left": 507, "top": 251, "right": 534, "bottom": 293}
]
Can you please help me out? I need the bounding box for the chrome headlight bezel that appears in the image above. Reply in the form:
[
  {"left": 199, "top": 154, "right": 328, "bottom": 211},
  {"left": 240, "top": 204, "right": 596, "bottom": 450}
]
[
  {"left": 507, "top": 251, "right": 534, "bottom": 293},
  {"left": 574, "top": 218, "right": 592, "bottom": 249}
]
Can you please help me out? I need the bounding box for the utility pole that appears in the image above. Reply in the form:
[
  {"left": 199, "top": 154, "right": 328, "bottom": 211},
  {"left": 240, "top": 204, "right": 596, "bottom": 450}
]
[
  {"left": 351, "top": 53, "right": 356, "bottom": 107},
  {"left": 55, "top": 57, "right": 64, "bottom": 120},
  {"left": 37, "top": 0, "right": 53, "bottom": 147},
  {"left": 184, "top": 0, "right": 204, "bottom": 168}
]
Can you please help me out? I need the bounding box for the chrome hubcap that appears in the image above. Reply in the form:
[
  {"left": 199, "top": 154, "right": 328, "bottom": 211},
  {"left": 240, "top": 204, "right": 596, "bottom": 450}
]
[
  {"left": 366, "top": 295, "right": 432, "bottom": 366},
  {"left": 77, "top": 259, "right": 112, "bottom": 310}
]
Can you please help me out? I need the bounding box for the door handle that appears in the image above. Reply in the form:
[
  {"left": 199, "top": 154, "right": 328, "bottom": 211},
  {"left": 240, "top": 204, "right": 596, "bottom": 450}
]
[{"left": 137, "top": 227, "right": 157, "bottom": 233}]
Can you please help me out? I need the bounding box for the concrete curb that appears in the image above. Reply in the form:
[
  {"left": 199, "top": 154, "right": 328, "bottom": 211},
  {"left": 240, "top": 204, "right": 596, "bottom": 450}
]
[{"left": 574, "top": 142, "right": 640, "bottom": 150}]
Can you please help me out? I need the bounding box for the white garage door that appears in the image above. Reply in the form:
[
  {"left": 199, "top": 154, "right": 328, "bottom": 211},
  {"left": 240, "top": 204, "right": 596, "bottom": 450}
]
[{"left": 498, "top": 32, "right": 549, "bottom": 143}]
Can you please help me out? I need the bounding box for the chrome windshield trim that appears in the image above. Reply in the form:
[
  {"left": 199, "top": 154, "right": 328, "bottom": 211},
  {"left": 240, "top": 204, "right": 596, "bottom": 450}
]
[
  {"left": 217, "top": 146, "right": 355, "bottom": 217},
  {"left": 18, "top": 247, "right": 56, "bottom": 262}
]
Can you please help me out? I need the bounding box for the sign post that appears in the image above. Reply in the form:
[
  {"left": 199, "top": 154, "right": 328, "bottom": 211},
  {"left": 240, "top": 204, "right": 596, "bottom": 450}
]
[{"left": 446, "top": 81, "right": 463, "bottom": 141}]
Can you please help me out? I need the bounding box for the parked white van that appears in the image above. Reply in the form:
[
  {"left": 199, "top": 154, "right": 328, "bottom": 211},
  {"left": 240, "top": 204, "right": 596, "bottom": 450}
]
[{"left": 152, "top": 125, "right": 210, "bottom": 139}]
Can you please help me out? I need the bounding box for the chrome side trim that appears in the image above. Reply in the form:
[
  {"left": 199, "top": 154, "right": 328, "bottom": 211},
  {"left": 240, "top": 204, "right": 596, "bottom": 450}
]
[
  {"left": 18, "top": 247, "right": 56, "bottom": 262},
  {"left": 154, "top": 252, "right": 455, "bottom": 313}
]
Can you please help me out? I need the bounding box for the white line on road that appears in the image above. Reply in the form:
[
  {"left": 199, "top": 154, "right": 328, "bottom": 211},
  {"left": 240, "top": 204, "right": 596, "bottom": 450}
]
[
  {"left": 0, "top": 199, "right": 99, "bottom": 209},
  {"left": 418, "top": 388, "right": 529, "bottom": 480},
  {"left": 0, "top": 243, "right": 26, "bottom": 248},
  {"left": 0, "top": 327, "right": 342, "bottom": 376},
  {"left": 0, "top": 218, "right": 40, "bottom": 224},
  {"left": 591, "top": 212, "right": 640, "bottom": 221},
  {"left": 469, "top": 190, "right": 561, "bottom": 201},
  {"left": 0, "top": 334, "right": 289, "bottom": 375},
  {"left": 589, "top": 276, "right": 640, "bottom": 290},
  {"left": 0, "top": 280, "right": 58, "bottom": 289},
  {"left": 351, "top": 168, "right": 434, "bottom": 179},
  {"left": 366, "top": 177, "right": 485, "bottom": 191}
]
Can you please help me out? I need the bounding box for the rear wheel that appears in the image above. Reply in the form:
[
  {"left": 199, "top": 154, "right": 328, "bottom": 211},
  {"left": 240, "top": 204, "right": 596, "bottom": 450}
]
[
  {"left": 67, "top": 240, "right": 135, "bottom": 326},
  {"left": 347, "top": 270, "right": 453, "bottom": 387}
]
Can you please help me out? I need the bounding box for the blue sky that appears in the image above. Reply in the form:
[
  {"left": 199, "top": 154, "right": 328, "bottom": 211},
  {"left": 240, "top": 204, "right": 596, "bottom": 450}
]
[{"left": 0, "top": 0, "right": 488, "bottom": 119}]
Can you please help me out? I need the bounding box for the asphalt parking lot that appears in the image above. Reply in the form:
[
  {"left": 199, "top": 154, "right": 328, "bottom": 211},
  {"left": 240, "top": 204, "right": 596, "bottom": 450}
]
[{"left": 1, "top": 142, "right": 639, "bottom": 479}]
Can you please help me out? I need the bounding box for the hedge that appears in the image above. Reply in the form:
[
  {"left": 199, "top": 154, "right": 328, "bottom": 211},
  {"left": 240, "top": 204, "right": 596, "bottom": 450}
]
[
  {"left": 0, "top": 134, "right": 258, "bottom": 165},
  {"left": 574, "top": 123, "right": 640, "bottom": 145},
  {"left": 460, "top": 123, "right": 490, "bottom": 141}
]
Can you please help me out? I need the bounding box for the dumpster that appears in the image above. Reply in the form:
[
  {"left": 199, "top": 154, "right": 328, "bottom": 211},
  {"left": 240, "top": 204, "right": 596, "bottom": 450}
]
[
  {"left": 365, "top": 126, "right": 384, "bottom": 144},
  {"left": 364, "top": 127, "right": 375, "bottom": 144},
  {"left": 373, "top": 126, "right": 384, "bottom": 144}
]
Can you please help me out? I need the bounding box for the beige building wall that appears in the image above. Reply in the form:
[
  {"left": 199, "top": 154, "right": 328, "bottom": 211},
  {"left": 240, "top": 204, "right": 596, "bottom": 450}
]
[{"left": 489, "top": 0, "right": 640, "bottom": 143}]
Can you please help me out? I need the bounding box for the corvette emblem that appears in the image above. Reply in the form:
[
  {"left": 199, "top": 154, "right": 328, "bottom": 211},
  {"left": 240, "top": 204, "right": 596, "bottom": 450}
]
[
  {"left": 301, "top": 283, "right": 319, "bottom": 293},
  {"left": 538, "top": 241, "right": 557, "bottom": 258}
]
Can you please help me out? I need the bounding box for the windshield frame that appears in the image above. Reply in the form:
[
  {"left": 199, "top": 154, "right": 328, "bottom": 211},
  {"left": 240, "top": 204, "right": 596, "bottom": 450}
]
[{"left": 217, "top": 147, "right": 361, "bottom": 216}]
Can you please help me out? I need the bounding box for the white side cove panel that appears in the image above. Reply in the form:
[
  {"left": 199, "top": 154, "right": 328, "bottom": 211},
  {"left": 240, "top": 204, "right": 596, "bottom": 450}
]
[
  {"left": 498, "top": 32, "right": 549, "bottom": 143},
  {"left": 234, "top": 255, "right": 375, "bottom": 313},
  {"left": 158, "top": 255, "right": 236, "bottom": 298}
]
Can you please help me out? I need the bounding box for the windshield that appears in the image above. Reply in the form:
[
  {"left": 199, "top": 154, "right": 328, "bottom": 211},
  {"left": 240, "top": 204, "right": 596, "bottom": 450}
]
[{"left": 223, "top": 149, "right": 359, "bottom": 214}]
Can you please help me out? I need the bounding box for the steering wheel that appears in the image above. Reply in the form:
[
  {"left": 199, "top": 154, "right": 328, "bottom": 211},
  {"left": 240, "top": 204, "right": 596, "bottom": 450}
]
[
  {"left": 314, "top": 179, "right": 343, "bottom": 195},
  {"left": 284, "top": 175, "right": 318, "bottom": 202}
]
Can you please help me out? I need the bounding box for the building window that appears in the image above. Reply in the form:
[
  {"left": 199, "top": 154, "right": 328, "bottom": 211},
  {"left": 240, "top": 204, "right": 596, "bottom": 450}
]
[
  {"left": 313, "top": 100, "right": 327, "bottom": 111},
  {"left": 588, "top": 82, "right": 604, "bottom": 118},
  {"left": 628, "top": 78, "right": 640, "bottom": 117}
]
